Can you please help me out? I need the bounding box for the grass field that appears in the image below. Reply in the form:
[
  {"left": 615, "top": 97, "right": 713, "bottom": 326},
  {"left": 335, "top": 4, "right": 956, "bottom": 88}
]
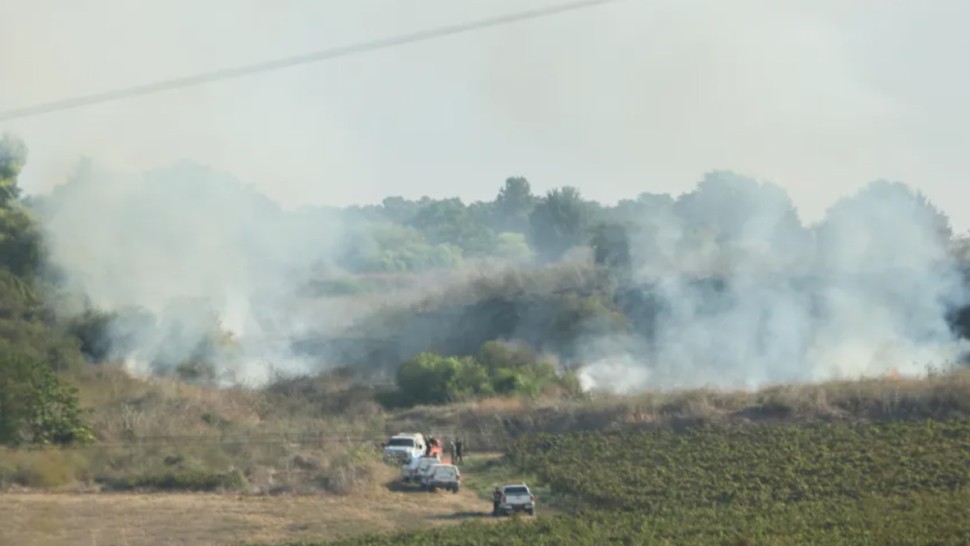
[
  {"left": 256, "top": 419, "right": 970, "bottom": 545},
  {"left": 0, "top": 485, "right": 499, "bottom": 546},
  {"left": 7, "top": 370, "right": 970, "bottom": 545}
]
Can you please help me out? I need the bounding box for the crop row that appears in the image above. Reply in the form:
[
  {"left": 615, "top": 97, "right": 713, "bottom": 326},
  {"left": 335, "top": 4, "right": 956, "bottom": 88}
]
[
  {"left": 508, "top": 419, "right": 970, "bottom": 511},
  {"left": 265, "top": 419, "right": 970, "bottom": 545},
  {"left": 272, "top": 489, "right": 970, "bottom": 545}
]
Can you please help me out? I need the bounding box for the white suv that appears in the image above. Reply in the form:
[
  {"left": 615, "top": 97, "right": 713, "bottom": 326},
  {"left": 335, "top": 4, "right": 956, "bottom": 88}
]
[
  {"left": 423, "top": 464, "right": 461, "bottom": 493},
  {"left": 401, "top": 455, "right": 439, "bottom": 483}
]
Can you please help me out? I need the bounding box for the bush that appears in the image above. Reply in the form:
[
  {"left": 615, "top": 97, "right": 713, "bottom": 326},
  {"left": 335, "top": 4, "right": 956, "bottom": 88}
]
[
  {"left": 317, "top": 444, "right": 389, "bottom": 495},
  {"left": 102, "top": 468, "right": 248, "bottom": 492},
  {"left": 392, "top": 343, "right": 580, "bottom": 407},
  {"left": 395, "top": 353, "right": 492, "bottom": 406},
  {"left": 0, "top": 346, "right": 93, "bottom": 447},
  {"left": 0, "top": 446, "right": 90, "bottom": 488}
]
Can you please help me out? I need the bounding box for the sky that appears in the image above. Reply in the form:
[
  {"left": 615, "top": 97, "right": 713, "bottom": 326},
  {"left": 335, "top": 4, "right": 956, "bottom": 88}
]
[{"left": 2, "top": 0, "right": 969, "bottom": 231}]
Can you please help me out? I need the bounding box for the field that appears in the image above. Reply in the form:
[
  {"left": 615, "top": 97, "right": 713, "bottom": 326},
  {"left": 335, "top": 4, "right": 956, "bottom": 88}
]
[
  {"left": 0, "top": 486, "right": 497, "bottom": 546},
  {"left": 6, "top": 371, "right": 970, "bottom": 545},
  {"left": 261, "top": 419, "right": 970, "bottom": 545}
]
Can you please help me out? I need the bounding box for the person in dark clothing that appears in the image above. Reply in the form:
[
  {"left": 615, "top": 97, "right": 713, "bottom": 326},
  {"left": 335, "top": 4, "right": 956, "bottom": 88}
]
[
  {"left": 492, "top": 486, "right": 502, "bottom": 516},
  {"left": 455, "top": 438, "right": 464, "bottom": 464}
]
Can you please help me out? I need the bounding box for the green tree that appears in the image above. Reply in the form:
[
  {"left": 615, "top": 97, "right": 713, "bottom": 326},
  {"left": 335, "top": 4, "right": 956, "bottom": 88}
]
[
  {"left": 608, "top": 192, "right": 675, "bottom": 230},
  {"left": 528, "top": 187, "right": 591, "bottom": 261},
  {"left": 591, "top": 222, "right": 632, "bottom": 276},
  {"left": 408, "top": 198, "right": 496, "bottom": 255},
  {"left": 0, "top": 345, "right": 93, "bottom": 446},
  {"left": 494, "top": 232, "right": 533, "bottom": 263},
  {"left": 0, "top": 134, "right": 28, "bottom": 204},
  {"left": 395, "top": 352, "right": 491, "bottom": 405},
  {"left": 380, "top": 196, "right": 423, "bottom": 224},
  {"left": 494, "top": 177, "right": 535, "bottom": 233},
  {"left": 476, "top": 341, "right": 581, "bottom": 397},
  {"left": 674, "top": 171, "right": 806, "bottom": 256},
  {"left": 339, "top": 223, "right": 462, "bottom": 272},
  {"left": 0, "top": 134, "right": 42, "bottom": 277}
]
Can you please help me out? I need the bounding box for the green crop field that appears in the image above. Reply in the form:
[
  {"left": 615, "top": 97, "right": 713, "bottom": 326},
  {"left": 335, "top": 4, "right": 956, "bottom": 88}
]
[
  {"left": 509, "top": 419, "right": 970, "bottom": 511},
  {"left": 263, "top": 419, "right": 970, "bottom": 545}
]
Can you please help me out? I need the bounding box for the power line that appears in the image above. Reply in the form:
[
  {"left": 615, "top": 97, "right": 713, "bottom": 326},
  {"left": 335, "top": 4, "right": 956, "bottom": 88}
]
[{"left": 0, "top": 0, "right": 625, "bottom": 122}]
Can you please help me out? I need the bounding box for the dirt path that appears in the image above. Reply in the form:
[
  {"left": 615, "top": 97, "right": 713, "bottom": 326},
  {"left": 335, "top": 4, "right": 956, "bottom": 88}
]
[{"left": 1, "top": 486, "right": 497, "bottom": 546}]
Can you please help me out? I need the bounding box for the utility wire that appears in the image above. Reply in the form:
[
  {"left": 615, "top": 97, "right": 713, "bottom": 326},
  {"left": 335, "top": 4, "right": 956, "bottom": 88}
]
[{"left": 0, "top": 0, "right": 624, "bottom": 122}]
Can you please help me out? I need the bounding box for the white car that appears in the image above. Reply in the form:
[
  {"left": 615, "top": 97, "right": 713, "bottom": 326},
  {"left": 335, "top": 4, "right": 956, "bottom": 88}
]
[
  {"left": 382, "top": 433, "right": 426, "bottom": 464},
  {"left": 423, "top": 464, "right": 461, "bottom": 493},
  {"left": 401, "top": 455, "right": 440, "bottom": 482},
  {"left": 417, "top": 462, "right": 446, "bottom": 489},
  {"left": 495, "top": 483, "right": 535, "bottom": 516}
]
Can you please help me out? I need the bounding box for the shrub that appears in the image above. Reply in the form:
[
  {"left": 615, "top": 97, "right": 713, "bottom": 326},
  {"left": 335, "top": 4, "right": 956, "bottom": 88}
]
[
  {"left": 392, "top": 343, "right": 581, "bottom": 407},
  {"left": 0, "top": 346, "right": 93, "bottom": 447},
  {"left": 102, "top": 468, "right": 248, "bottom": 492},
  {"left": 0, "top": 446, "right": 90, "bottom": 488},
  {"left": 396, "top": 353, "right": 492, "bottom": 406}
]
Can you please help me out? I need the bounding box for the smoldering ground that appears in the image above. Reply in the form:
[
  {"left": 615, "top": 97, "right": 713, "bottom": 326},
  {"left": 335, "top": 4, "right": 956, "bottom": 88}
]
[{"left": 33, "top": 163, "right": 970, "bottom": 393}]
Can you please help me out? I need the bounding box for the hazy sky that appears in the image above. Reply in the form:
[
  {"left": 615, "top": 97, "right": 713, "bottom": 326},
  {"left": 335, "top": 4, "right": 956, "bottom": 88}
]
[{"left": 2, "top": 0, "right": 969, "bottom": 230}]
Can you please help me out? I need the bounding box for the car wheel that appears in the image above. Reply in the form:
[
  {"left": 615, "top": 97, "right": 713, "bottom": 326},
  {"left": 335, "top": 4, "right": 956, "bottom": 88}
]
[{"left": 526, "top": 508, "right": 534, "bottom": 516}]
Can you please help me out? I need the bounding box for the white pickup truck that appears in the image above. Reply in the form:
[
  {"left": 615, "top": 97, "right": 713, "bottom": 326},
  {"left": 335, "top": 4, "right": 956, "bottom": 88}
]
[
  {"left": 382, "top": 433, "right": 426, "bottom": 464},
  {"left": 494, "top": 483, "right": 536, "bottom": 516}
]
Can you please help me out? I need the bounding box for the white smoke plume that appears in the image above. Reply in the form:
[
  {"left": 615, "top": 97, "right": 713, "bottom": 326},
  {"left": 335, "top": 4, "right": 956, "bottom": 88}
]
[
  {"left": 577, "top": 172, "right": 969, "bottom": 393},
  {"left": 38, "top": 160, "right": 353, "bottom": 385},
  {"left": 34, "top": 160, "right": 970, "bottom": 394}
]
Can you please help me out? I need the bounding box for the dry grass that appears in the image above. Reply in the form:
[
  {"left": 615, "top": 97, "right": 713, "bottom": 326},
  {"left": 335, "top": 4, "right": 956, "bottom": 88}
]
[
  {"left": 385, "top": 368, "right": 970, "bottom": 450},
  {"left": 0, "top": 486, "right": 496, "bottom": 546},
  {"left": 15, "top": 364, "right": 968, "bottom": 492}
]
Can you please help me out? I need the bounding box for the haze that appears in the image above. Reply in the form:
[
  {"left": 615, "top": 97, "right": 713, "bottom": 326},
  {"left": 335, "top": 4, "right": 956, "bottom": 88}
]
[{"left": 2, "top": 0, "right": 969, "bottom": 230}]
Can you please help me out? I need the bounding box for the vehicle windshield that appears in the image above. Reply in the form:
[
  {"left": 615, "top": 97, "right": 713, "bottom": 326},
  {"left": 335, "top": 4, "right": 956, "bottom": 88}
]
[
  {"left": 504, "top": 486, "right": 529, "bottom": 495},
  {"left": 387, "top": 438, "right": 415, "bottom": 447},
  {"left": 435, "top": 467, "right": 456, "bottom": 477}
]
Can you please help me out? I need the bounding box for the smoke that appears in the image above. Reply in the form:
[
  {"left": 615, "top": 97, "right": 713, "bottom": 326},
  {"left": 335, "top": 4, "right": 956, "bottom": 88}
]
[
  {"left": 577, "top": 172, "right": 968, "bottom": 393},
  {"left": 38, "top": 159, "right": 354, "bottom": 385},
  {"left": 33, "top": 159, "right": 970, "bottom": 394}
]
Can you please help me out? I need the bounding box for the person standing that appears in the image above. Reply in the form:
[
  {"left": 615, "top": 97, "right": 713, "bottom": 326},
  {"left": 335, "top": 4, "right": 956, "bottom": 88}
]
[
  {"left": 492, "top": 486, "right": 502, "bottom": 516},
  {"left": 455, "top": 437, "right": 464, "bottom": 464},
  {"left": 449, "top": 438, "right": 457, "bottom": 464}
]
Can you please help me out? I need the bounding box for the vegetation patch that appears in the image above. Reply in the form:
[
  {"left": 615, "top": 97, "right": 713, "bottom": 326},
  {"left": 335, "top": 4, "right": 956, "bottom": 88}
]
[{"left": 254, "top": 419, "right": 970, "bottom": 545}]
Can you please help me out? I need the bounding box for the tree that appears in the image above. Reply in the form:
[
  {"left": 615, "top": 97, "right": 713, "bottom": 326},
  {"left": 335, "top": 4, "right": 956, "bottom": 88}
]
[
  {"left": 674, "top": 171, "right": 806, "bottom": 255},
  {"left": 380, "top": 196, "right": 422, "bottom": 224},
  {"left": 817, "top": 180, "right": 953, "bottom": 271},
  {"left": 494, "top": 232, "right": 533, "bottom": 263},
  {"left": 338, "top": 223, "right": 463, "bottom": 272},
  {"left": 528, "top": 187, "right": 591, "bottom": 261},
  {"left": 493, "top": 177, "right": 535, "bottom": 233},
  {"left": 395, "top": 352, "right": 491, "bottom": 405},
  {"left": 591, "top": 222, "right": 632, "bottom": 276},
  {"left": 0, "top": 134, "right": 28, "bottom": 204},
  {"left": 0, "top": 346, "right": 93, "bottom": 446},
  {"left": 0, "top": 134, "right": 42, "bottom": 277},
  {"left": 408, "top": 198, "right": 496, "bottom": 255}
]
